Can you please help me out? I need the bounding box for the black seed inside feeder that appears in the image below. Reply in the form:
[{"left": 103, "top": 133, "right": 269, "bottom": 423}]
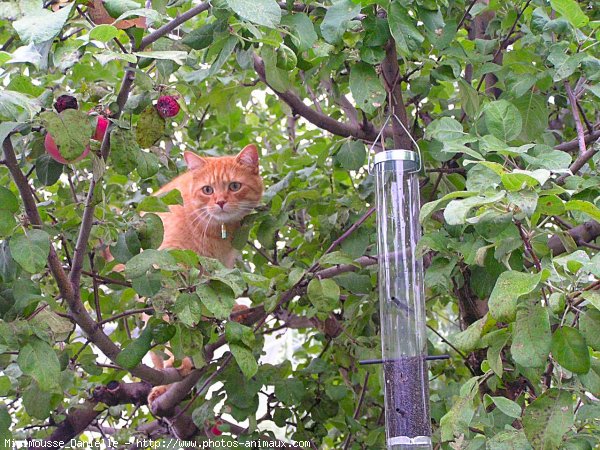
[{"left": 374, "top": 149, "right": 432, "bottom": 449}]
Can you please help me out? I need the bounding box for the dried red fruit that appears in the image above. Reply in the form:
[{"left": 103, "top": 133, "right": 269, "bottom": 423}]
[
  {"left": 54, "top": 95, "right": 78, "bottom": 113},
  {"left": 155, "top": 95, "right": 180, "bottom": 118},
  {"left": 210, "top": 420, "right": 223, "bottom": 436}
]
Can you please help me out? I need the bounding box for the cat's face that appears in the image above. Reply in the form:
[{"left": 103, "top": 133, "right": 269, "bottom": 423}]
[{"left": 183, "top": 144, "right": 264, "bottom": 224}]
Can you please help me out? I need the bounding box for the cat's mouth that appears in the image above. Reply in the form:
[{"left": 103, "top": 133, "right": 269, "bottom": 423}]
[{"left": 208, "top": 208, "right": 244, "bottom": 223}]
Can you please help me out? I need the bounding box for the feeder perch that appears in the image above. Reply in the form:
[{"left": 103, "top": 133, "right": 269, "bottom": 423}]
[{"left": 373, "top": 149, "right": 431, "bottom": 449}]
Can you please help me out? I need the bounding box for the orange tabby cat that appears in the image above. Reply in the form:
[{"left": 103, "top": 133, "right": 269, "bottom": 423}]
[
  {"left": 155, "top": 144, "right": 263, "bottom": 268},
  {"left": 147, "top": 144, "right": 263, "bottom": 406}
]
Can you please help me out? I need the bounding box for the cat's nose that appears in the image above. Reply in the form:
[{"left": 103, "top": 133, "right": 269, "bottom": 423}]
[{"left": 216, "top": 200, "right": 226, "bottom": 209}]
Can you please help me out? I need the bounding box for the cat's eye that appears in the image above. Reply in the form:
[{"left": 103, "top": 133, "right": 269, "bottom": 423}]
[
  {"left": 201, "top": 185, "right": 214, "bottom": 195},
  {"left": 229, "top": 182, "right": 242, "bottom": 192}
]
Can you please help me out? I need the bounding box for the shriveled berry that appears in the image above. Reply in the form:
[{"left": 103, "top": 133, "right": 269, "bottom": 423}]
[
  {"left": 155, "top": 95, "right": 180, "bottom": 118},
  {"left": 54, "top": 95, "right": 78, "bottom": 113}
]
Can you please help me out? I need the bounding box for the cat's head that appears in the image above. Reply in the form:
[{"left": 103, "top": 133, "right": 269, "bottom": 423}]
[{"left": 183, "top": 144, "right": 264, "bottom": 224}]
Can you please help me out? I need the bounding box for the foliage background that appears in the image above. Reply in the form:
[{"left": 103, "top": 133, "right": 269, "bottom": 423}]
[{"left": 1, "top": 0, "right": 600, "bottom": 448}]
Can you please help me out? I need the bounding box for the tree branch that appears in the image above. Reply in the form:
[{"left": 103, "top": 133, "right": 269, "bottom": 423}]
[
  {"left": 557, "top": 137, "right": 600, "bottom": 185},
  {"left": 381, "top": 38, "right": 413, "bottom": 150},
  {"left": 252, "top": 53, "right": 377, "bottom": 141},
  {"left": 28, "top": 382, "right": 151, "bottom": 449},
  {"left": 139, "top": 2, "right": 211, "bottom": 50},
  {"left": 564, "top": 79, "right": 587, "bottom": 154},
  {"left": 555, "top": 130, "right": 600, "bottom": 152}
]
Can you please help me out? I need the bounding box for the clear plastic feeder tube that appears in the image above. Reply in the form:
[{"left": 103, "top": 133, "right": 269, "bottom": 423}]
[{"left": 373, "top": 150, "right": 431, "bottom": 450}]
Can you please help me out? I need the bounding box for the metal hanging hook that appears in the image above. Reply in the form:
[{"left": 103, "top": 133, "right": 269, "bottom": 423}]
[{"left": 367, "top": 113, "right": 423, "bottom": 174}]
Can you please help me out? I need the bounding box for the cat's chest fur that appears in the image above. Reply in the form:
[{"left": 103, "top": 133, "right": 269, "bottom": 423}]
[{"left": 158, "top": 204, "right": 239, "bottom": 268}]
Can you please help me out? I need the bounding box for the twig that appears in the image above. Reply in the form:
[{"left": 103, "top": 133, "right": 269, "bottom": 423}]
[
  {"left": 247, "top": 240, "right": 276, "bottom": 265},
  {"left": 556, "top": 138, "right": 600, "bottom": 184},
  {"left": 564, "top": 80, "right": 587, "bottom": 154},
  {"left": 456, "top": 0, "right": 479, "bottom": 31},
  {"left": 555, "top": 130, "right": 600, "bottom": 152},
  {"left": 81, "top": 270, "right": 132, "bottom": 287},
  {"left": 342, "top": 372, "right": 370, "bottom": 450},
  {"left": 99, "top": 308, "right": 155, "bottom": 325},
  {"left": 322, "top": 207, "right": 375, "bottom": 255},
  {"left": 140, "top": 2, "right": 211, "bottom": 50},
  {"left": 427, "top": 325, "right": 477, "bottom": 376},
  {"left": 473, "top": 0, "right": 532, "bottom": 94},
  {"left": 576, "top": 101, "right": 594, "bottom": 134},
  {"left": 515, "top": 220, "right": 549, "bottom": 301}
]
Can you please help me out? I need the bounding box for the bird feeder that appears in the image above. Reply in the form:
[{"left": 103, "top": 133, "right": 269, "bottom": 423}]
[{"left": 373, "top": 146, "right": 432, "bottom": 449}]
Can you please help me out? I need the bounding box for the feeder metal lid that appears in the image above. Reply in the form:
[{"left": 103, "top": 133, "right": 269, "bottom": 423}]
[{"left": 373, "top": 149, "right": 419, "bottom": 172}]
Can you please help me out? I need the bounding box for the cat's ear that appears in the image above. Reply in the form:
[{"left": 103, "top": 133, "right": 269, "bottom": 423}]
[
  {"left": 236, "top": 144, "right": 259, "bottom": 170},
  {"left": 184, "top": 151, "right": 207, "bottom": 170}
]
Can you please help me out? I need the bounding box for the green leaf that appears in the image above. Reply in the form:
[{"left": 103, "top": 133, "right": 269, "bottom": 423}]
[
  {"left": 136, "top": 150, "right": 160, "bottom": 179},
  {"left": 137, "top": 196, "right": 169, "bottom": 212},
  {"left": 111, "top": 230, "right": 141, "bottom": 263},
  {"left": 511, "top": 301, "right": 551, "bottom": 368},
  {"left": 230, "top": 343, "right": 258, "bottom": 378},
  {"left": 9, "top": 229, "right": 50, "bottom": 274},
  {"left": 551, "top": 326, "right": 590, "bottom": 374},
  {"left": 484, "top": 100, "right": 523, "bottom": 142},
  {"left": 550, "top": 0, "right": 589, "bottom": 28},
  {"left": 182, "top": 22, "right": 218, "bottom": 50},
  {"left": 487, "top": 430, "right": 532, "bottom": 450},
  {"left": 579, "top": 358, "right": 600, "bottom": 396},
  {"left": 307, "top": 278, "right": 340, "bottom": 312},
  {"left": 173, "top": 293, "right": 203, "bottom": 327},
  {"left": 580, "top": 307, "right": 600, "bottom": 351},
  {"left": 523, "top": 389, "right": 574, "bottom": 450},
  {"left": 335, "top": 141, "right": 366, "bottom": 171},
  {"left": 116, "top": 327, "right": 153, "bottom": 370},
  {"left": 425, "top": 117, "right": 466, "bottom": 141},
  {"left": 22, "top": 380, "right": 58, "bottom": 420},
  {"left": 124, "top": 249, "right": 178, "bottom": 279},
  {"left": 35, "top": 154, "right": 63, "bottom": 186},
  {"left": 136, "top": 213, "right": 164, "bottom": 249},
  {"left": 225, "top": 322, "right": 255, "bottom": 348},
  {"left": 274, "top": 378, "right": 305, "bottom": 405},
  {"left": 440, "top": 377, "right": 478, "bottom": 440},
  {"left": 488, "top": 270, "right": 541, "bottom": 322},
  {"left": 565, "top": 200, "right": 600, "bottom": 222},
  {"left": 0, "top": 187, "right": 18, "bottom": 214},
  {"left": 490, "top": 396, "right": 522, "bottom": 418},
  {"left": 388, "top": 1, "right": 425, "bottom": 55},
  {"left": 349, "top": 62, "right": 386, "bottom": 114},
  {"left": 103, "top": 0, "right": 142, "bottom": 18},
  {"left": 450, "top": 317, "right": 485, "bottom": 353},
  {"left": 0, "top": 92, "right": 39, "bottom": 121},
  {"left": 458, "top": 79, "right": 480, "bottom": 117},
  {"left": 443, "top": 191, "right": 506, "bottom": 225},
  {"left": 197, "top": 283, "right": 235, "bottom": 320},
  {"left": 281, "top": 13, "right": 317, "bottom": 52},
  {"left": 89, "top": 24, "right": 119, "bottom": 42},
  {"left": 553, "top": 53, "right": 586, "bottom": 82},
  {"left": 320, "top": 0, "right": 361, "bottom": 44},
  {"left": 40, "top": 109, "right": 92, "bottom": 161},
  {"left": 30, "top": 309, "right": 74, "bottom": 342},
  {"left": 132, "top": 51, "right": 188, "bottom": 65},
  {"left": 136, "top": 106, "right": 165, "bottom": 148},
  {"left": 13, "top": 2, "right": 74, "bottom": 44},
  {"left": 226, "top": 0, "right": 281, "bottom": 28},
  {"left": 513, "top": 93, "right": 549, "bottom": 142},
  {"left": 17, "top": 338, "right": 61, "bottom": 389},
  {"left": 420, "top": 191, "right": 478, "bottom": 222}
]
